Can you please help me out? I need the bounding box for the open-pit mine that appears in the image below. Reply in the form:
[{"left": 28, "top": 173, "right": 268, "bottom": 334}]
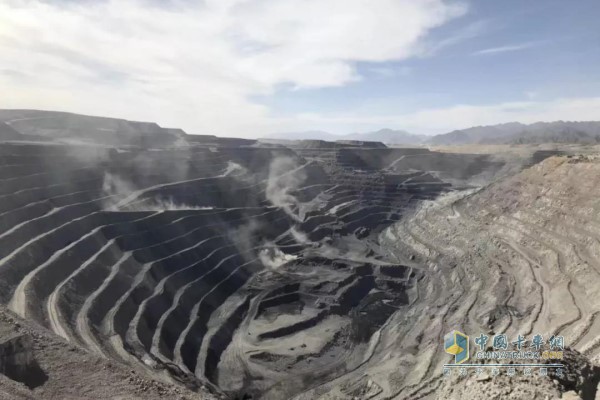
[{"left": 1, "top": 111, "right": 600, "bottom": 400}]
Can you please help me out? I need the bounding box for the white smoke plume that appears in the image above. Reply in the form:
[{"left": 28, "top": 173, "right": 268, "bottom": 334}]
[
  {"left": 259, "top": 244, "right": 298, "bottom": 270},
  {"left": 101, "top": 172, "right": 137, "bottom": 211},
  {"left": 101, "top": 172, "right": 213, "bottom": 211},
  {"left": 290, "top": 226, "right": 311, "bottom": 245},
  {"left": 265, "top": 157, "right": 307, "bottom": 221},
  {"left": 227, "top": 219, "right": 264, "bottom": 262},
  {"left": 142, "top": 197, "right": 214, "bottom": 211},
  {"left": 224, "top": 161, "right": 247, "bottom": 177}
]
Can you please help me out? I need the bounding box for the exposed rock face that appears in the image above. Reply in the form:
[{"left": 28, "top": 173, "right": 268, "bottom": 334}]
[
  {"left": 0, "top": 334, "right": 46, "bottom": 389},
  {"left": 371, "top": 155, "right": 600, "bottom": 399}
]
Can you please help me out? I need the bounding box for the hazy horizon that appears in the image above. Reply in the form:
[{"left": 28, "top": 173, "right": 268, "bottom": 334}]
[{"left": 5, "top": 107, "right": 600, "bottom": 141}]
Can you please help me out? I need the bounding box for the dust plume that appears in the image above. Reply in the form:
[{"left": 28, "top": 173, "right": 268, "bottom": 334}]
[
  {"left": 101, "top": 172, "right": 137, "bottom": 211},
  {"left": 265, "top": 156, "right": 307, "bottom": 222},
  {"left": 258, "top": 244, "right": 298, "bottom": 270}
]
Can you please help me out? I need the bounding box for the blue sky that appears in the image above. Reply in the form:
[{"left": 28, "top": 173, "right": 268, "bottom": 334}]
[
  {"left": 258, "top": 0, "right": 600, "bottom": 133},
  {"left": 1, "top": 0, "right": 599, "bottom": 137}
]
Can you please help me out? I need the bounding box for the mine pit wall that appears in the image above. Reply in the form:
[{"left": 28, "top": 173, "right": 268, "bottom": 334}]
[
  {"left": 0, "top": 211, "right": 145, "bottom": 303},
  {"left": 258, "top": 310, "right": 328, "bottom": 341},
  {"left": 343, "top": 211, "right": 391, "bottom": 234},
  {"left": 257, "top": 293, "right": 301, "bottom": 317},
  {"left": 0, "top": 176, "right": 103, "bottom": 213},
  {"left": 179, "top": 266, "right": 258, "bottom": 373},
  {"left": 0, "top": 201, "right": 103, "bottom": 256},
  {"left": 57, "top": 240, "right": 126, "bottom": 328},
  {"left": 119, "top": 245, "right": 234, "bottom": 354},
  {"left": 254, "top": 263, "right": 394, "bottom": 342},
  {"left": 136, "top": 249, "right": 248, "bottom": 354},
  {"left": 0, "top": 187, "right": 104, "bottom": 231},
  {"left": 380, "top": 264, "right": 411, "bottom": 279},
  {"left": 221, "top": 262, "right": 417, "bottom": 398},
  {"left": 98, "top": 209, "right": 270, "bottom": 350},
  {"left": 123, "top": 208, "right": 291, "bottom": 363},
  {"left": 111, "top": 208, "right": 288, "bottom": 354},
  {"left": 334, "top": 275, "right": 376, "bottom": 314},
  {"left": 335, "top": 148, "right": 431, "bottom": 170},
  {"left": 26, "top": 225, "right": 134, "bottom": 325},
  {"left": 290, "top": 183, "right": 332, "bottom": 203},
  {"left": 367, "top": 154, "right": 600, "bottom": 399},
  {"left": 131, "top": 177, "right": 266, "bottom": 209},
  {"left": 0, "top": 167, "right": 99, "bottom": 193},
  {"left": 203, "top": 296, "right": 252, "bottom": 383},
  {"left": 86, "top": 254, "right": 142, "bottom": 330},
  {"left": 300, "top": 214, "right": 337, "bottom": 234},
  {"left": 1, "top": 141, "right": 538, "bottom": 398}
]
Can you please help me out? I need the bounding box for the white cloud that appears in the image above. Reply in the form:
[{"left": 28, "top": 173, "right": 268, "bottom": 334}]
[
  {"left": 0, "top": 0, "right": 465, "bottom": 136},
  {"left": 524, "top": 91, "right": 539, "bottom": 100},
  {"left": 473, "top": 41, "right": 543, "bottom": 55},
  {"left": 422, "top": 19, "right": 486, "bottom": 55},
  {"left": 277, "top": 97, "right": 600, "bottom": 134},
  {"left": 369, "top": 66, "right": 412, "bottom": 78}
]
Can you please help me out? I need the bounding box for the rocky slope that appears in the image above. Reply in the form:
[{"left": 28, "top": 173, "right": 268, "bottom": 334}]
[{"left": 366, "top": 154, "right": 600, "bottom": 399}]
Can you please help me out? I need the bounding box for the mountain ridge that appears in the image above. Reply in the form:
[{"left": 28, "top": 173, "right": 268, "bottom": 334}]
[
  {"left": 2, "top": 109, "right": 600, "bottom": 146},
  {"left": 271, "top": 121, "right": 600, "bottom": 146},
  {"left": 429, "top": 120, "right": 600, "bottom": 145}
]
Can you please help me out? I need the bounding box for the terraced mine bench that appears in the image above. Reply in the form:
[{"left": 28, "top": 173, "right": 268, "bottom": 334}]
[{"left": 3, "top": 139, "right": 556, "bottom": 399}]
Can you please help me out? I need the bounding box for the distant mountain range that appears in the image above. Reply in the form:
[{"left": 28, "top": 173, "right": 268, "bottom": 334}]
[
  {"left": 429, "top": 121, "right": 600, "bottom": 145},
  {"left": 263, "top": 128, "right": 428, "bottom": 145},
  {"left": 270, "top": 121, "right": 600, "bottom": 146},
  {"left": 3, "top": 109, "right": 600, "bottom": 147}
]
